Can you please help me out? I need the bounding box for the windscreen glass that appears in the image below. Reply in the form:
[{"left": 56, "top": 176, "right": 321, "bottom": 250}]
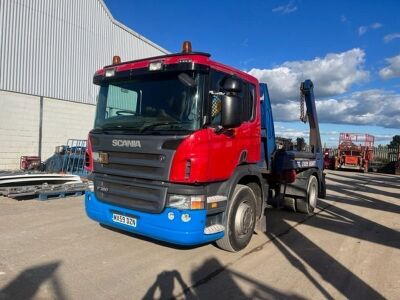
[{"left": 94, "top": 72, "right": 204, "bottom": 134}]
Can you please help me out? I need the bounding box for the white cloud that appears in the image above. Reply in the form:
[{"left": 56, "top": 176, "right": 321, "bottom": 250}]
[
  {"left": 370, "top": 22, "right": 383, "bottom": 29},
  {"left": 384, "top": 33, "right": 400, "bottom": 43},
  {"left": 248, "top": 48, "right": 368, "bottom": 102},
  {"left": 272, "top": 1, "right": 297, "bottom": 14},
  {"left": 379, "top": 54, "right": 400, "bottom": 79},
  {"left": 321, "top": 89, "right": 400, "bottom": 128},
  {"left": 358, "top": 26, "right": 368, "bottom": 36},
  {"left": 340, "top": 15, "right": 347, "bottom": 23},
  {"left": 358, "top": 22, "right": 383, "bottom": 36},
  {"left": 274, "top": 123, "right": 310, "bottom": 140},
  {"left": 374, "top": 134, "right": 396, "bottom": 142},
  {"left": 271, "top": 89, "right": 400, "bottom": 128},
  {"left": 271, "top": 101, "right": 300, "bottom": 122},
  {"left": 275, "top": 127, "right": 309, "bottom": 140},
  {"left": 321, "top": 130, "right": 340, "bottom": 136}
]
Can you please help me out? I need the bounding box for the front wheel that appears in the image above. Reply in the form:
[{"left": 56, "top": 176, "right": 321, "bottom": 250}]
[
  {"left": 216, "top": 185, "right": 257, "bottom": 252},
  {"left": 296, "top": 175, "right": 318, "bottom": 215}
]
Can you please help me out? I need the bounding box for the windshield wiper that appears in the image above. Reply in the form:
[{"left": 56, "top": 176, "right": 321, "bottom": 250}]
[{"left": 140, "top": 121, "right": 183, "bottom": 133}]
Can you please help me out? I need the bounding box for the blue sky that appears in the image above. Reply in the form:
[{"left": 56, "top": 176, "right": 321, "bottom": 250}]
[{"left": 104, "top": 0, "right": 400, "bottom": 146}]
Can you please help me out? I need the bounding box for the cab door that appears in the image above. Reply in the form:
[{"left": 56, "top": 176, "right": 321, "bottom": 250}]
[{"left": 206, "top": 70, "right": 259, "bottom": 181}]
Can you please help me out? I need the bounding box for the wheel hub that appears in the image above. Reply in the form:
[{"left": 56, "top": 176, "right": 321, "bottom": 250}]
[
  {"left": 235, "top": 202, "right": 254, "bottom": 236},
  {"left": 309, "top": 183, "right": 317, "bottom": 208}
]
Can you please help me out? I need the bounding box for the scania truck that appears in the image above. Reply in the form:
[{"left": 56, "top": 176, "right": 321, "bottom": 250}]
[{"left": 85, "top": 42, "right": 326, "bottom": 252}]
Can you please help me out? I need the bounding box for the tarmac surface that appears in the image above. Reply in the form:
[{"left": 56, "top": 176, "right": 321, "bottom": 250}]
[{"left": 0, "top": 170, "right": 399, "bottom": 299}]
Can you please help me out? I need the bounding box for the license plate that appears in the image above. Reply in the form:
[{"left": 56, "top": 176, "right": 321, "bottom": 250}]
[{"left": 112, "top": 213, "right": 137, "bottom": 227}]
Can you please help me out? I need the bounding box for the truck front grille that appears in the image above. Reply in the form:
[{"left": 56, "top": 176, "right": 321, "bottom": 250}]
[
  {"left": 94, "top": 175, "right": 167, "bottom": 213},
  {"left": 94, "top": 150, "right": 170, "bottom": 181}
]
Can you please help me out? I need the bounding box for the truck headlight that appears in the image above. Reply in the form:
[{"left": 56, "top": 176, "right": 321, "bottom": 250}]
[{"left": 167, "top": 194, "right": 205, "bottom": 210}]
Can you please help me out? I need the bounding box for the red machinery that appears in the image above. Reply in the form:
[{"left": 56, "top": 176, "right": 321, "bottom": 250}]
[
  {"left": 323, "top": 148, "right": 335, "bottom": 170},
  {"left": 335, "top": 133, "right": 374, "bottom": 172},
  {"left": 20, "top": 156, "right": 41, "bottom": 170}
]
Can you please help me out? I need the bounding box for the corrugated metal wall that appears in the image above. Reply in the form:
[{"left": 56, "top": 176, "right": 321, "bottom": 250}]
[{"left": 0, "top": 0, "right": 168, "bottom": 104}]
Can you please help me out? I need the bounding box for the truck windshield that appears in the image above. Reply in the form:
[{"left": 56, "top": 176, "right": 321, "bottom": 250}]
[{"left": 94, "top": 72, "right": 204, "bottom": 134}]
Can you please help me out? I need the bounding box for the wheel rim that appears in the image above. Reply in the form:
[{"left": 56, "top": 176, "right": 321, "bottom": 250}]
[
  {"left": 309, "top": 182, "right": 317, "bottom": 208},
  {"left": 234, "top": 201, "right": 254, "bottom": 237}
]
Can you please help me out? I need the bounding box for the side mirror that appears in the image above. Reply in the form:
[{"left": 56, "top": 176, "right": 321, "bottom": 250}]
[
  {"left": 223, "top": 77, "right": 242, "bottom": 93},
  {"left": 221, "top": 95, "right": 242, "bottom": 128}
]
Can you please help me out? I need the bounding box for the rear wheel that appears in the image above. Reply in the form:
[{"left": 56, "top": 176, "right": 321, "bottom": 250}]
[
  {"left": 216, "top": 185, "right": 257, "bottom": 252},
  {"left": 296, "top": 175, "right": 318, "bottom": 215}
]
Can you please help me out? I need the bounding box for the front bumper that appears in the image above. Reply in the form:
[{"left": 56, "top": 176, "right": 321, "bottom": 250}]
[
  {"left": 85, "top": 191, "right": 224, "bottom": 246},
  {"left": 339, "top": 164, "right": 363, "bottom": 170}
]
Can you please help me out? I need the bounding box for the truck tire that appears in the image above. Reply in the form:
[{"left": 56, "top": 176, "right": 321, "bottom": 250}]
[
  {"left": 318, "top": 174, "right": 327, "bottom": 199},
  {"left": 216, "top": 185, "right": 257, "bottom": 252},
  {"left": 296, "top": 175, "right": 318, "bottom": 215}
]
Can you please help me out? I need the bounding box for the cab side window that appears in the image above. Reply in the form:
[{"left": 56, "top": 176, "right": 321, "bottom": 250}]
[
  {"left": 209, "top": 71, "right": 228, "bottom": 125},
  {"left": 243, "top": 84, "right": 256, "bottom": 122},
  {"left": 209, "top": 71, "right": 254, "bottom": 125}
]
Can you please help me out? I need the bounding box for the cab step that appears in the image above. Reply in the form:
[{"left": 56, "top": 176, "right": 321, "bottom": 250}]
[{"left": 204, "top": 224, "right": 225, "bottom": 235}]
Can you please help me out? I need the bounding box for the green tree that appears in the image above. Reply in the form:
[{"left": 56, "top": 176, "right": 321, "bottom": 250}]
[{"left": 389, "top": 135, "right": 400, "bottom": 148}]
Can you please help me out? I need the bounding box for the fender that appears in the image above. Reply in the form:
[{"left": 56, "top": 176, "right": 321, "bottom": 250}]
[
  {"left": 213, "top": 164, "right": 269, "bottom": 222},
  {"left": 285, "top": 167, "right": 324, "bottom": 198}
]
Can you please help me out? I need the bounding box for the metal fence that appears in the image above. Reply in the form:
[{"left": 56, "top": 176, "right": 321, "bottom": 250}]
[
  {"left": 61, "top": 139, "right": 87, "bottom": 176},
  {"left": 44, "top": 139, "right": 87, "bottom": 176},
  {"left": 373, "top": 147, "right": 400, "bottom": 162}
]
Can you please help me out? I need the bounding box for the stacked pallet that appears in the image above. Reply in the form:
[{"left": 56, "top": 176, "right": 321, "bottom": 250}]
[{"left": 0, "top": 171, "right": 90, "bottom": 200}]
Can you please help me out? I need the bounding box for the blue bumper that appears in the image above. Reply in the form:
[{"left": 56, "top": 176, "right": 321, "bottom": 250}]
[{"left": 84, "top": 191, "right": 224, "bottom": 246}]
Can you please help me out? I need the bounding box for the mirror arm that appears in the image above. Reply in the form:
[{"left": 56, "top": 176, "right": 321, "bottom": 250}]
[
  {"left": 214, "top": 125, "right": 224, "bottom": 134},
  {"left": 213, "top": 126, "right": 235, "bottom": 137}
]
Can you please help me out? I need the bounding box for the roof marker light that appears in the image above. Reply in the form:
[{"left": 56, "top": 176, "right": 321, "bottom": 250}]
[
  {"left": 149, "top": 61, "right": 163, "bottom": 71},
  {"left": 112, "top": 55, "right": 121, "bottom": 64},
  {"left": 182, "top": 41, "right": 192, "bottom": 53},
  {"left": 105, "top": 68, "right": 116, "bottom": 77}
]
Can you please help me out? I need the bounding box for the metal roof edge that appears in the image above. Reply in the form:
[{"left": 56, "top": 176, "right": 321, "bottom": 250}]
[{"left": 98, "top": 0, "right": 170, "bottom": 54}]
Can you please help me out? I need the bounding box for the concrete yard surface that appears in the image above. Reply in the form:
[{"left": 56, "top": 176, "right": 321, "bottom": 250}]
[{"left": 0, "top": 170, "right": 399, "bottom": 299}]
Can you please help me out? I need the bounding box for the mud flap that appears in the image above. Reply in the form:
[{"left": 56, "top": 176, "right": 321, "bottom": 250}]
[
  {"left": 318, "top": 172, "right": 327, "bottom": 199},
  {"left": 255, "top": 210, "right": 267, "bottom": 233},
  {"left": 284, "top": 196, "right": 296, "bottom": 212}
]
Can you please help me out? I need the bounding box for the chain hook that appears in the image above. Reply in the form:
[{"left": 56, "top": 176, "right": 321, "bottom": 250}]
[{"left": 299, "top": 86, "right": 307, "bottom": 123}]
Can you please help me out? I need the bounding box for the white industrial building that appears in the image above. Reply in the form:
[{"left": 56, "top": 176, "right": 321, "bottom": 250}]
[{"left": 0, "top": 0, "right": 168, "bottom": 169}]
